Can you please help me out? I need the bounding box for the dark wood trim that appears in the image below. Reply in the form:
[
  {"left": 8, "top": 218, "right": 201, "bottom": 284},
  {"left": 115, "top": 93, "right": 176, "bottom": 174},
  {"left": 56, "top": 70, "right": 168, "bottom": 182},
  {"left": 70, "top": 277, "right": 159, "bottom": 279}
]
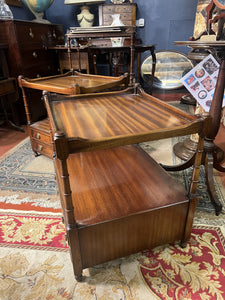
[{"left": 5, "top": 0, "right": 22, "bottom": 7}]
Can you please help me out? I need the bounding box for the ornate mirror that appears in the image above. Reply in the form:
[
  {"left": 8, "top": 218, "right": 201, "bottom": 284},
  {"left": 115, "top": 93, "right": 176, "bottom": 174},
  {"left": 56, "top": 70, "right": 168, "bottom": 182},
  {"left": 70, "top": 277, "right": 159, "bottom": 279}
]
[{"left": 141, "top": 50, "right": 194, "bottom": 90}]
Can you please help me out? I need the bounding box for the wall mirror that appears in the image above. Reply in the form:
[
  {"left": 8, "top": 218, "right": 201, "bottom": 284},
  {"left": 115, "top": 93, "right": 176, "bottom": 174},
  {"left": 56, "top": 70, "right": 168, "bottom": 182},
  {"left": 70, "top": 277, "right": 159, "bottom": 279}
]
[{"left": 141, "top": 50, "right": 194, "bottom": 90}]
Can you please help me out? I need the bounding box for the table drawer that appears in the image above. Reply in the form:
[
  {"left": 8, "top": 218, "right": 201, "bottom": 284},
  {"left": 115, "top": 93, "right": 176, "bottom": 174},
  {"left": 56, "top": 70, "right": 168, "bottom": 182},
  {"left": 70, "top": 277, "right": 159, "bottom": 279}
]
[
  {"left": 15, "top": 22, "right": 64, "bottom": 47},
  {"left": 31, "top": 129, "right": 51, "bottom": 144},
  {"left": 22, "top": 64, "right": 56, "bottom": 78},
  {"left": 20, "top": 48, "right": 53, "bottom": 65},
  {"left": 20, "top": 49, "right": 57, "bottom": 77},
  {"left": 32, "top": 140, "right": 53, "bottom": 158}
]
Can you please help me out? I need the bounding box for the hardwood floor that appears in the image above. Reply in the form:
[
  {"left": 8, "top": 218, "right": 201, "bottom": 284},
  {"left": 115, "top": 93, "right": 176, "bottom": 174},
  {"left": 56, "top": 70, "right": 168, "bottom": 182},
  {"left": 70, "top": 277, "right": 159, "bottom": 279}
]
[{"left": 0, "top": 125, "right": 28, "bottom": 157}]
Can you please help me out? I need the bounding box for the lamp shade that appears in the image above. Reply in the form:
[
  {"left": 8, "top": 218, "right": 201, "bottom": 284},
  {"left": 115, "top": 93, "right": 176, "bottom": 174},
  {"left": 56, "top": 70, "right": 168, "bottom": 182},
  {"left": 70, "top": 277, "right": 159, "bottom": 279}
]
[{"left": 65, "top": 0, "right": 105, "bottom": 4}]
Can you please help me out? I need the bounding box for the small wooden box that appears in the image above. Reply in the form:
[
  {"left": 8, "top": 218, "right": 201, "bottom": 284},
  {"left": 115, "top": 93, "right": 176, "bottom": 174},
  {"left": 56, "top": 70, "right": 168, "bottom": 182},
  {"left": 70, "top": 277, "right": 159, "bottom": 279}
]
[{"left": 98, "top": 3, "right": 137, "bottom": 26}]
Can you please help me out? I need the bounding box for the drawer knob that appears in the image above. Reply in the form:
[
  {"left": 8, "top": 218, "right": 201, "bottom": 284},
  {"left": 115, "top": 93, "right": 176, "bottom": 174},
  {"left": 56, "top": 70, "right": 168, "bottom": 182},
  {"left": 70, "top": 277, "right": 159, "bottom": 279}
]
[
  {"left": 38, "top": 145, "right": 43, "bottom": 151},
  {"left": 29, "top": 28, "right": 34, "bottom": 38},
  {"left": 52, "top": 30, "right": 56, "bottom": 38},
  {"left": 36, "top": 133, "right": 41, "bottom": 139},
  {"left": 33, "top": 51, "right": 38, "bottom": 58}
]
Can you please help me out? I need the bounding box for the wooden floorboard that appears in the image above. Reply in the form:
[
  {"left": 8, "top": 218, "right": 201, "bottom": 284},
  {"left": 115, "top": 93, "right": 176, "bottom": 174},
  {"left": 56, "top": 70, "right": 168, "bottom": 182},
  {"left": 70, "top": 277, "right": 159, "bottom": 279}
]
[{"left": 0, "top": 125, "right": 28, "bottom": 157}]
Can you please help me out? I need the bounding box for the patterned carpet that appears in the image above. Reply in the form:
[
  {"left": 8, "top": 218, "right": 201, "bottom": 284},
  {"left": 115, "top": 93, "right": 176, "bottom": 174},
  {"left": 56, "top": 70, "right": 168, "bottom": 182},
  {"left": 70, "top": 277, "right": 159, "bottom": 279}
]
[
  {"left": 0, "top": 104, "right": 225, "bottom": 299},
  {"left": 1, "top": 210, "right": 225, "bottom": 300}
]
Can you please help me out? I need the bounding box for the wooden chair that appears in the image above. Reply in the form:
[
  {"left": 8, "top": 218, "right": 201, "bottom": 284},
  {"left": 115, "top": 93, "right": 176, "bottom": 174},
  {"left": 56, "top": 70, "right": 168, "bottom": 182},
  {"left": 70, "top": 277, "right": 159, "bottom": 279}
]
[
  {"left": 18, "top": 71, "right": 129, "bottom": 158},
  {"left": 43, "top": 86, "right": 210, "bottom": 281}
]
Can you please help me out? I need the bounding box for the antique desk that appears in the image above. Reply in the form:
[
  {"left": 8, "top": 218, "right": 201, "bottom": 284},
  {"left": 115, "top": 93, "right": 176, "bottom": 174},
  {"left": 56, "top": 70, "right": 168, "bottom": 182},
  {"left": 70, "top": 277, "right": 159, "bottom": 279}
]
[
  {"left": 43, "top": 86, "right": 210, "bottom": 280},
  {"left": 66, "top": 26, "right": 136, "bottom": 85},
  {"left": 18, "top": 71, "right": 129, "bottom": 158},
  {"left": 171, "top": 41, "right": 225, "bottom": 215},
  {"left": 50, "top": 44, "right": 156, "bottom": 89}
]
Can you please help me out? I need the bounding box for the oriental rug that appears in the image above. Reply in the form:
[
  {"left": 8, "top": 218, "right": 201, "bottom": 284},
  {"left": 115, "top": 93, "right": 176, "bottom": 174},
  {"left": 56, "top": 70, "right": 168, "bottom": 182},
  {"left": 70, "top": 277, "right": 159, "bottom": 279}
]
[
  {"left": 1, "top": 103, "right": 225, "bottom": 299},
  {"left": 0, "top": 209, "right": 225, "bottom": 300}
]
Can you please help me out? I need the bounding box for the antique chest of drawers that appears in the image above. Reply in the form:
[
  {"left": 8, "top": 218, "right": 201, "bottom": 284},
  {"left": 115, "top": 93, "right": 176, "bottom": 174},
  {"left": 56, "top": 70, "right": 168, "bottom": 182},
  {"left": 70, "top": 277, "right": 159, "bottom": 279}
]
[
  {"left": 0, "top": 20, "right": 64, "bottom": 78},
  {"left": 98, "top": 3, "right": 136, "bottom": 26},
  {"left": 0, "top": 20, "right": 64, "bottom": 123}
]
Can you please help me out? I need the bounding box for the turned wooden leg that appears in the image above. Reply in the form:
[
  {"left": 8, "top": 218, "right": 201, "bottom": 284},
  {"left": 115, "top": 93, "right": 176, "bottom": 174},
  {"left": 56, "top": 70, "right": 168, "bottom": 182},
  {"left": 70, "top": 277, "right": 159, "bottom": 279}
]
[
  {"left": 180, "top": 240, "right": 188, "bottom": 248},
  {"left": 75, "top": 274, "right": 83, "bottom": 282},
  {"left": 205, "top": 152, "right": 223, "bottom": 215}
]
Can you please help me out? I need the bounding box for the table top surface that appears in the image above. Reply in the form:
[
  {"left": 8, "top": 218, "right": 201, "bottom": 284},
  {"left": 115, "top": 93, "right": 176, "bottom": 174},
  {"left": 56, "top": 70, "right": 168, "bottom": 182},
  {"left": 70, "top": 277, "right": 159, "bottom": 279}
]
[
  {"left": 19, "top": 71, "right": 128, "bottom": 95},
  {"left": 44, "top": 87, "right": 205, "bottom": 152},
  {"left": 66, "top": 26, "right": 136, "bottom": 39},
  {"left": 175, "top": 40, "right": 225, "bottom": 47},
  {"left": 49, "top": 44, "right": 155, "bottom": 51}
]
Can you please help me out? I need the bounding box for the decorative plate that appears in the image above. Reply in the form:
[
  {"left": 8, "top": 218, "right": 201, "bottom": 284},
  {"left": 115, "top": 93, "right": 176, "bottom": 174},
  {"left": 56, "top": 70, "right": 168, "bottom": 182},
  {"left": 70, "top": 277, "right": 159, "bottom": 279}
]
[{"left": 111, "top": 0, "right": 126, "bottom": 3}]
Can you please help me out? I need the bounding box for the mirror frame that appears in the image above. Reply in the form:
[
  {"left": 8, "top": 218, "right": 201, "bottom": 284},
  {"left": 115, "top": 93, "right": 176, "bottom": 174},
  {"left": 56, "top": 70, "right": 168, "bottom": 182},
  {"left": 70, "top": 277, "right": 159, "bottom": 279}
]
[{"left": 141, "top": 50, "right": 194, "bottom": 90}]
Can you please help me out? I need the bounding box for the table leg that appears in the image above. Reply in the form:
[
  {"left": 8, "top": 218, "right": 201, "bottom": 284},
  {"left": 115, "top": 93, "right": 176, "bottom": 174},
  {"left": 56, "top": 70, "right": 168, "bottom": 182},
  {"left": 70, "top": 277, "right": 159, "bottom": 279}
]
[{"left": 205, "top": 152, "right": 223, "bottom": 215}]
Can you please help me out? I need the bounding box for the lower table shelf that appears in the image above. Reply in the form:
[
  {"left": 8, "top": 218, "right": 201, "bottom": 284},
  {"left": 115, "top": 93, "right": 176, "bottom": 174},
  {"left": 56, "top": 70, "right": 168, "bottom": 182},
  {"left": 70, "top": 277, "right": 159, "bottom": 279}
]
[{"left": 55, "top": 144, "right": 190, "bottom": 269}]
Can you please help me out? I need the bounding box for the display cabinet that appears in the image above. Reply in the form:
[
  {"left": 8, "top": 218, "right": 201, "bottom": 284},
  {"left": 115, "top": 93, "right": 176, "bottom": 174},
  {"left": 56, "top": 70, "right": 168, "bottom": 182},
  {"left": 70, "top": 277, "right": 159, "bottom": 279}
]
[{"left": 43, "top": 85, "right": 210, "bottom": 280}]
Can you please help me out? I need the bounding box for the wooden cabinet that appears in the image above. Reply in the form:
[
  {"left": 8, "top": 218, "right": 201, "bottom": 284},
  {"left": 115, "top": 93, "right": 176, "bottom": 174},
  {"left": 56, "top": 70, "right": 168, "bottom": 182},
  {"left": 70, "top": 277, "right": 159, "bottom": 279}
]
[
  {"left": 0, "top": 20, "right": 64, "bottom": 123},
  {"left": 0, "top": 20, "right": 64, "bottom": 78},
  {"left": 99, "top": 3, "right": 136, "bottom": 26}
]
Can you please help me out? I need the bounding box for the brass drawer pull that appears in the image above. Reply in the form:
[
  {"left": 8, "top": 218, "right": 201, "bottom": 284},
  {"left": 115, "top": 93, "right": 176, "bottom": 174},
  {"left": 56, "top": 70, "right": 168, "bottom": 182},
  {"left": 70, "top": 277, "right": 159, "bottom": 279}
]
[
  {"left": 33, "top": 51, "right": 38, "bottom": 58},
  {"left": 36, "top": 133, "right": 41, "bottom": 139},
  {"left": 29, "top": 28, "right": 34, "bottom": 38},
  {"left": 38, "top": 145, "right": 43, "bottom": 151}
]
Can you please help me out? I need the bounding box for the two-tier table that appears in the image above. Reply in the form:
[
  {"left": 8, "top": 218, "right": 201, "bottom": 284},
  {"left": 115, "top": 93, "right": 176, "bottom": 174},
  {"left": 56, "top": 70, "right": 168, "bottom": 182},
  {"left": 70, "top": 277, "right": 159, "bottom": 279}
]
[{"left": 43, "top": 86, "right": 210, "bottom": 280}]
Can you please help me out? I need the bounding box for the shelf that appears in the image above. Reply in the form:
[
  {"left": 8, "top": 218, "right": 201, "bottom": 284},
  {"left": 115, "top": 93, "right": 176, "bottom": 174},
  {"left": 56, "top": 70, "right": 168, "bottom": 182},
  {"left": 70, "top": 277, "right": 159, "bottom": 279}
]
[
  {"left": 46, "top": 87, "right": 204, "bottom": 153},
  {"left": 19, "top": 71, "right": 128, "bottom": 95},
  {"left": 63, "top": 145, "right": 188, "bottom": 226}
]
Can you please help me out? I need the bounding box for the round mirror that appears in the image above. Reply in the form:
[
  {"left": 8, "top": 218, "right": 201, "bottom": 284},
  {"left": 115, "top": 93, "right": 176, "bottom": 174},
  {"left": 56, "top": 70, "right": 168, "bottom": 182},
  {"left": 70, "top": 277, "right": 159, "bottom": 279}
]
[{"left": 141, "top": 50, "right": 194, "bottom": 90}]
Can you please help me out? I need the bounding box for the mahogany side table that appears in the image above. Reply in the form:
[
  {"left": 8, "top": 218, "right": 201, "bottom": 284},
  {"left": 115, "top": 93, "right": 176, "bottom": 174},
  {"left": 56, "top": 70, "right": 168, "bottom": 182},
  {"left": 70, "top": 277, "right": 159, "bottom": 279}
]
[{"left": 43, "top": 85, "right": 210, "bottom": 280}]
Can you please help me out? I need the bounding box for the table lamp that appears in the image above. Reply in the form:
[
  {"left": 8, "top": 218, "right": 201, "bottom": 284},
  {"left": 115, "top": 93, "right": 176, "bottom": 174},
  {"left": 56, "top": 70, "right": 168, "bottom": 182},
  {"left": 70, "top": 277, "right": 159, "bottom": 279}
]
[{"left": 64, "top": 0, "right": 105, "bottom": 27}]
